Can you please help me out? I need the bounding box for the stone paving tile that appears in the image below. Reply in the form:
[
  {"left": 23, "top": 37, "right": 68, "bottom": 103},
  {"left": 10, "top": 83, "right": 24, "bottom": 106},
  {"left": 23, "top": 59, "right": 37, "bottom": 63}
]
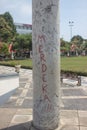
[
  {"left": 26, "top": 89, "right": 33, "bottom": 97},
  {"left": 60, "top": 110, "right": 78, "bottom": 117},
  {"left": 19, "top": 78, "right": 29, "bottom": 83},
  {"left": 59, "top": 125, "right": 79, "bottom": 130},
  {"left": 19, "top": 83, "right": 26, "bottom": 88},
  {"left": 1, "top": 99, "right": 17, "bottom": 108},
  {"left": 80, "top": 127, "right": 87, "bottom": 130},
  {"left": 11, "top": 88, "right": 23, "bottom": 97},
  {"left": 0, "top": 108, "right": 17, "bottom": 130},
  {"left": 60, "top": 110, "right": 79, "bottom": 126},
  {"left": 62, "top": 98, "right": 77, "bottom": 110},
  {"left": 10, "top": 115, "right": 32, "bottom": 124},
  {"left": 62, "top": 98, "right": 87, "bottom": 110},
  {"left": 22, "top": 99, "right": 33, "bottom": 108},
  {"left": 16, "top": 109, "right": 32, "bottom": 115},
  {"left": 8, "top": 114, "right": 32, "bottom": 130},
  {"left": 62, "top": 88, "right": 87, "bottom": 96},
  {"left": 78, "top": 111, "right": 87, "bottom": 117},
  {"left": 0, "top": 108, "right": 17, "bottom": 123},
  {"left": 0, "top": 123, "right": 9, "bottom": 130},
  {"left": 76, "top": 98, "right": 87, "bottom": 110},
  {"left": 79, "top": 117, "right": 87, "bottom": 127}
]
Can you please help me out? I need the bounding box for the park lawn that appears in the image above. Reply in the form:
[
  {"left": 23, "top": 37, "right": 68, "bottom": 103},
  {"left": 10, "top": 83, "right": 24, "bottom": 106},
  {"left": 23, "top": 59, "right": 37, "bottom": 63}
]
[
  {"left": 61, "top": 56, "right": 87, "bottom": 75},
  {"left": 0, "top": 56, "right": 87, "bottom": 75},
  {"left": 0, "top": 59, "right": 33, "bottom": 69}
]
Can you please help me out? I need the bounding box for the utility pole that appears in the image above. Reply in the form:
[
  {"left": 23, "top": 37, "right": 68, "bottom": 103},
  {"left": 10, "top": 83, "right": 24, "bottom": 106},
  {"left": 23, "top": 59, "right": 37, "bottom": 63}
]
[
  {"left": 32, "top": 0, "right": 60, "bottom": 130},
  {"left": 69, "top": 21, "right": 74, "bottom": 41}
]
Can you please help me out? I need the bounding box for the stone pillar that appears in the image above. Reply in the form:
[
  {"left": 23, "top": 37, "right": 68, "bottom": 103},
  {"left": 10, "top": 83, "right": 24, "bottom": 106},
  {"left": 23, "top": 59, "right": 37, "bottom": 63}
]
[{"left": 32, "top": 0, "right": 60, "bottom": 130}]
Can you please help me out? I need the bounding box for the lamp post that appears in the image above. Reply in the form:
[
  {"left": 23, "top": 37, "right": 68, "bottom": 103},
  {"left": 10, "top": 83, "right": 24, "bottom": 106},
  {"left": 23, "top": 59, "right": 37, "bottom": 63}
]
[{"left": 69, "top": 21, "right": 74, "bottom": 41}]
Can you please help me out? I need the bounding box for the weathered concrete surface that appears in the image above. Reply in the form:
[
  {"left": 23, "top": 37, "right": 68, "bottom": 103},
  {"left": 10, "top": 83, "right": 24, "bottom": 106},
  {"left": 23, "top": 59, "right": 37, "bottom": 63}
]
[
  {"left": 0, "top": 73, "right": 19, "bottom": 105},
  {"left": 32, "top": 0, "right": 60, "bottom": 130}
]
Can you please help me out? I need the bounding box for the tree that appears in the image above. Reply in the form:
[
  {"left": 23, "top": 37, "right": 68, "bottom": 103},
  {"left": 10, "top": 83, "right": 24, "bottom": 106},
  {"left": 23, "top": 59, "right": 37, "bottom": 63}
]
[
  {"left": 0, "top": 42, "right": 9, "bottom": 56},
  {"left": 82, "top": 40, "right": 87, "bottom": 55},
  {"left": 3, "top": 12, "right": 16, "bottom": 37},
  {"left": 0, "top": 16, "right": 13, "bottom": 42},
  {"left": 71, "top": 35, "right": 83, "bottom": 46},
  {"left": 0, "top": 12, "right": 17, "bottom": 43},
  {"left": 14, "top": 34, "right": 32, "bottom": 50},
  {"left": 13, "top": 34, "right": 32, "bottom": 58},
  {"left": 60, "top": 38, "right": 70, "bottom": 56},
  {"left": 24, "top": 34, "right": 32, "bottom": 50},
  {"left": 71, "top": 35, "right": 84, "bottom": 55}
]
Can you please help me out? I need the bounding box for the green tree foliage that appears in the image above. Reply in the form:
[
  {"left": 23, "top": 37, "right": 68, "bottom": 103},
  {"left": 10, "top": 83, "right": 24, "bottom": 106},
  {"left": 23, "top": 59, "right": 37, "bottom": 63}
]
[
  {"left": 71, "top": 35, "right": 83, "bottom": 46},
  {"left": 3, "top": 12, "right": 16, "bottom": 36},
  {"left": 0, "top": 42, "right": 9, "bottom": 56},
  {"left": 0, "top": 12, "right": 16, "bottom": 43},
  {"left": 60, "top": 36, "right": 87, "bottom": 56},
  {"left": 0, "top": 16, "right": 13, "bottom": 42},
  {"left": 70, "top": 35, "right": 84, "bottom": 55},
  {"left": 84, "top": 41, "right": 87, "bottom": 48},
  {"left": 60, "top": 38, "right": 70, "bottom": 55},
  {"left": 14, "top": 34, "right": 32, "bottom": 51},
  {"left": 12, "top": 34, "right": 32, "bottom": 58}
]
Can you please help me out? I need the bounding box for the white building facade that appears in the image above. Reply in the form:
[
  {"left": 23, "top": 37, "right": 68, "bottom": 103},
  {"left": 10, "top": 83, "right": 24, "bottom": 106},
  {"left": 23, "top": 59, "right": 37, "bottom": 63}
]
[{"left": 15, "top": 23, "right": 32, "bottom": 34}]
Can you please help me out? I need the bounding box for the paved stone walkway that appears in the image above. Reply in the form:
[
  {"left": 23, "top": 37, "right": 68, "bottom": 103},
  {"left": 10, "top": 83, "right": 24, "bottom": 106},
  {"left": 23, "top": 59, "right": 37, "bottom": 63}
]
[{"left": 0, "top": 65, "right": 87, "bottom": 130}]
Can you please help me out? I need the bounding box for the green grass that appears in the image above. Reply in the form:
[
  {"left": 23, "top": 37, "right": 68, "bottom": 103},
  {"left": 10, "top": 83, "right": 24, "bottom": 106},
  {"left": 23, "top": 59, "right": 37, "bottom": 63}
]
[
  {"left": 0, "top": 59, "right": 32, "bottom": 69},
  {"left": 61, "top": 56, "right": 87, "bottom": 75},
  {"left": 0, "top": 56, "right": 87, "bottom": 75}
]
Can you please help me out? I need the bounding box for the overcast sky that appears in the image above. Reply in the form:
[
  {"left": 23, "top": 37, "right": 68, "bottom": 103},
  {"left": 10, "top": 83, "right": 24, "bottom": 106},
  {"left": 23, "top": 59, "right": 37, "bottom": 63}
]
[{"left": 0, "top": 0, "right": 87, "bottom": 41}]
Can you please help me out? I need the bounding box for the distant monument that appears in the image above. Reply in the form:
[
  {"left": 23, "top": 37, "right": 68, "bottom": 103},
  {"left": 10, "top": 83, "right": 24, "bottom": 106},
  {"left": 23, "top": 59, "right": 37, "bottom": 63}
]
[{"left": 32, "top": 0, "right": 60, "bottom": 129}]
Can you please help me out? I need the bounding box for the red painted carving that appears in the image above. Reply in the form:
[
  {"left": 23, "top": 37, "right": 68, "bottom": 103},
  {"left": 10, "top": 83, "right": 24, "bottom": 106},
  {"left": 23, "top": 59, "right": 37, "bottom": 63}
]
[
  {"left": 44, "top": 94, "right": 50, "bottom": 102},
  {"left": 38, "top": 37, "right": 50, "bottom": 105},
  {"left": 42, "top": 84, "right": 47, "bottom": 93},
  {"left": 39, "top": 45, "right": 43, "bottom": 53},
  {"left": 42, "top": 64, "right": 47, "bottom": 72},
  {"left": 38, "top": 35, "right": 46, "bottom": 43},
  {"left": 42, "top": 74, "right": 47, "bottom": 82},
  {"left": 40, "top": 53, "right": 46, "bottom": 62}
]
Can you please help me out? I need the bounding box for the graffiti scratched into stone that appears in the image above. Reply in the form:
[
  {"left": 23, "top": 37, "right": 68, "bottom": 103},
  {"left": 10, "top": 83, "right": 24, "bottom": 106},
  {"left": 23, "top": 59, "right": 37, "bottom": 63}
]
[{"left": 32, "top": 0, "right": 60, "bottom": 129}]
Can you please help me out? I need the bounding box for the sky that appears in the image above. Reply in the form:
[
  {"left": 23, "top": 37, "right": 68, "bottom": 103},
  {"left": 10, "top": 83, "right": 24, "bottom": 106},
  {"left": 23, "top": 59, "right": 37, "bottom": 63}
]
[{"left": 0, "top": 0, "right": 87, "bottom": 41}]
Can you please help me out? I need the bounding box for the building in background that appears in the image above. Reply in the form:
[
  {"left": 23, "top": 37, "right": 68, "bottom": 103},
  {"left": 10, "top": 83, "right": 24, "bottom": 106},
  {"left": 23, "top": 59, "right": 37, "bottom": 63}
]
[{"left": 14, "top": 23, "right": 32, "bottom": 34}]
